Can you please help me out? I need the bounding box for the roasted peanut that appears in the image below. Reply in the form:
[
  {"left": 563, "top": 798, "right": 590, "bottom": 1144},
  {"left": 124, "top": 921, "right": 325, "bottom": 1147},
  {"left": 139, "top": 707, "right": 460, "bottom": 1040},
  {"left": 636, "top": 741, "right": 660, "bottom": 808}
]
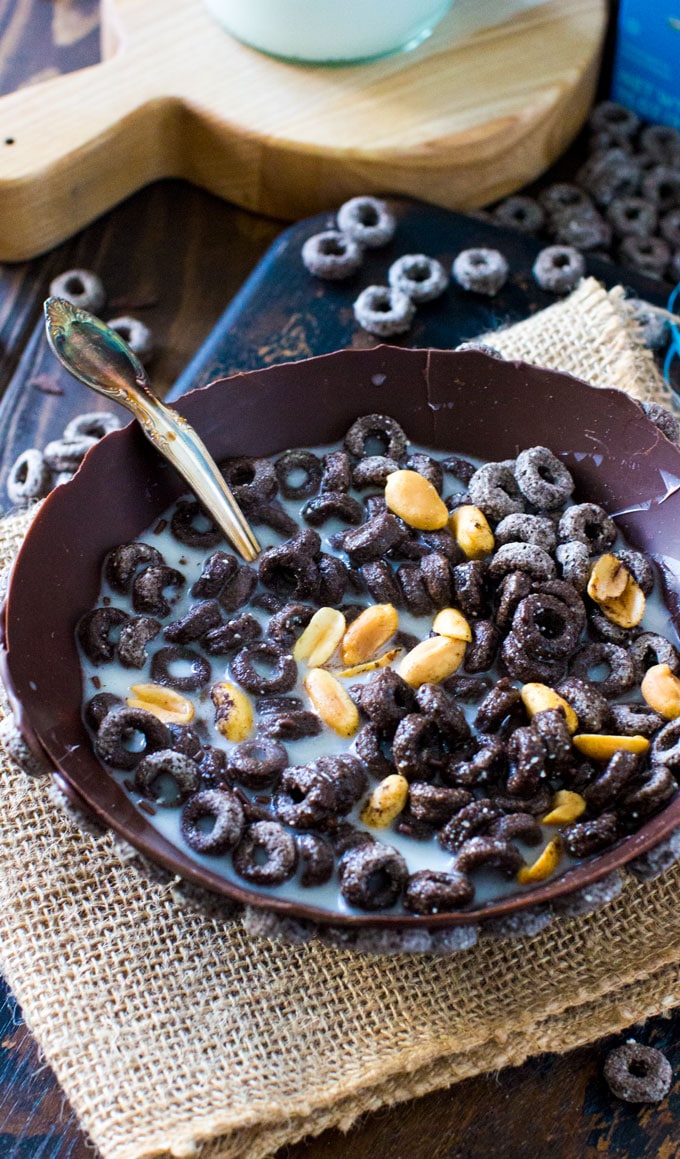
[
  {"left": 341, "top": 603, "right": 399, "bottom": 666},
  {"left": 587, "top": 553, "right": 628, "bottom": 602},
  {"left": 598, "top": 573, "right": 646, "bottom": 629},
  {"left": 127, "top": 682, "right": 195, "bottom": 724},
  {"left": 337, "top": 647, "right": 402, "bottom": 679},
  {"left": 293, "top": 606, "right": 346, "bottom": 667},
  {"left": 572, "top": 733, "right": 650, "bottom": 760},
  {"left": 304, "top": 668, "right": 360, "bottom": 737},
  {"left": 432, "top": 606, "right": 472, "bottom": 643},
  {"left": 384, "top": 469, "right": 448, "bottom": 530},
  {"left": 521, "top": 682, "right": 578, "bottom": 734},
  {"left": 360, "top": 774, "right": 409, "bottom": 828},
  {"left": 587, "top": 555, "right": 646, "bottom": 629},
  {"left": 542, "top": 790, "right": 586, "bottom": 825},
  {"left": 517, "top": 838, "right": 562, "bottom": 885},
  {"left": 210, "top": 681, "right": 253, "bottom": 742},
  {"left": 399, "top": 635, "right": 466, "bottom": 687},
  {"left": 641, "top": 663, "right": 680, "bottom": 720},
  {"left": 448, "top": 505, "right": 495, "bottom": 560}
]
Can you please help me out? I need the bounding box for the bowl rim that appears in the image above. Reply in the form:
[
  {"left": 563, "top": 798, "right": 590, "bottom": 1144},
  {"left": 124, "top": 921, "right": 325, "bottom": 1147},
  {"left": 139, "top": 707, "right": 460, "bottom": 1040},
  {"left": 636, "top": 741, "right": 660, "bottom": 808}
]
[{"left": 4, "top": 344, "right": 680, "bottom": 928}]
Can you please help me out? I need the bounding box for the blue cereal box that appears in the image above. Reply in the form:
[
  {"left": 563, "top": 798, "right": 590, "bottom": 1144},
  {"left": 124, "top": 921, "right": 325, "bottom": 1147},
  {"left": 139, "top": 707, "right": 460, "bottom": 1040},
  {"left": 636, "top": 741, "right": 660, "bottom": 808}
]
[{"left": 611, "top": 0, "right": 680, "bottom": 130}]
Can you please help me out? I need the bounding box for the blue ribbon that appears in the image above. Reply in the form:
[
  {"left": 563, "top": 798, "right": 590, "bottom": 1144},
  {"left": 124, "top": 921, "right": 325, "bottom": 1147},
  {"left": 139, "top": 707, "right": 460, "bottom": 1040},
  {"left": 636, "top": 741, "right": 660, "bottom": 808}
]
[{"left": 663, "top": 281, "right": 680, "bottom": 385}]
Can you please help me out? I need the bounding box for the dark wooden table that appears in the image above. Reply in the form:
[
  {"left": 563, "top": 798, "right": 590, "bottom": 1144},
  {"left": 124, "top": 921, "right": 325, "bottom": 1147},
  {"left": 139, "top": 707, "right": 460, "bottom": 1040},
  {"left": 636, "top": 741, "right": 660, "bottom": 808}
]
[{"left": 1, "top": 3, "right": 679, "bottom": 1157}]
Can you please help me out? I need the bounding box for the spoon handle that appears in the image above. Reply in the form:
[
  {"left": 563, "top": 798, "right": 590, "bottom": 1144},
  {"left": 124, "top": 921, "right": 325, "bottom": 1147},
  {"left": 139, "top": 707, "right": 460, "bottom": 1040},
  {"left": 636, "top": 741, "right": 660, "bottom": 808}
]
[
  {"left": 43, "top": 297, "right": 260, "bottom": 562},
  {"left": 133, "top": 391, "right": 261, "bottom": 561}
]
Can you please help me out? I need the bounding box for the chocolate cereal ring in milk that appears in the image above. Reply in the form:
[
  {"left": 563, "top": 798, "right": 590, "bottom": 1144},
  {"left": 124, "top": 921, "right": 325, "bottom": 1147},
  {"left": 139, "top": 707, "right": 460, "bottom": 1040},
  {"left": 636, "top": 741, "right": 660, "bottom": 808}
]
[
  {"left": 134, "top": 749, "right": 201, "bottom": 805},
  {"left": 231, "top": 642, "right": 297, "bottom": 696},
  {"left": 301, "top": 230, "right": 363, "bottom": 280},
  {"left": 258, "top": 531, "right": 320, "bottom": 600},
  {"left": 275, "top": 450, "right": 322, "bottom": 499},
  {"left": 453, "top": 836, "right": 524, "bottom": 877},
  {"left": 219, "top": 566, "right": 258, "bottom": 614},
  {"left": 297, "top": 833, "right": 335, "bottom": 887},
  {"left": 164, "top": 601, "right": 222, "bottom": 644},
  {"left": 494, "top": 514, "right": 557, "bottom": 552},
  {"left": 117, "top": 615, "right": 161, "bottom": 668},
  {"left": 77, "top": 607, "right": 129, "bottom": 665},
  {"left": 558, "top": 503, "right": 617, "bottom": 553},
  {"left": 95, "top": 706, "right": 170, "bottom": 770},
  {"left": 219, "top": 456, "right": 278, "bottom": 508},
  {"left": 468, "top": 461, "right": 525, "bottom": 521},
  {"left": 570, "top": 642, "right": 636, "bottom": 698},
  {"left": 514, "top": 446, "right": 574, "bottom": 509},
  {"left": 452, "top": 248, "right": 509, "bottom": 296},
  {"left": 339, "top": 842, "right": 408, "bottom": 911},
  {"left": 320, "top": 450, "right": 351, "bottom": 493},
  {"left": 233, "top": 821, "right": 298, "bottom": 885},
  {"left": 404, "top": 869, "right": 474, "bottom": 915},
  {"left": 225, "top": 739, "right": 288, "bottom": 789},
  {"left": 132, "top": 565, "right": 185, "bottom": 617},
  {"left": 336, "top": 196, "right": 396, "bottom": 248},
  {"left": 344, "top": 414, "right": 408, "bottom": 461},
  {"left": 151, "top": 645, "right": 211, "bottom": 692},
  {"left": 202, "top": 612, "right": 262, "bottom": 656},
  {"left": 170, "top": 499, "right": 223, "bottom": 548},
  {"left": 302, "top": 491, "right": 364, "bottom": 526},
  {"left": 181, "top": 789, "right": 245, "bottom": 855}
]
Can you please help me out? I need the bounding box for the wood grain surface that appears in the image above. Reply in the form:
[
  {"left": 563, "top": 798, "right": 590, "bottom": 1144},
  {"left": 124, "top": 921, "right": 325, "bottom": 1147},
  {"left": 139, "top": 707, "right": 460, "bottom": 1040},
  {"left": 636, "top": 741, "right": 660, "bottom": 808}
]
[
  {"left": 0, "top": 0, "right": 607, "bottom": 258},
  {"left": 1, "top": 2, "right": 680, "bottom": 1158}
]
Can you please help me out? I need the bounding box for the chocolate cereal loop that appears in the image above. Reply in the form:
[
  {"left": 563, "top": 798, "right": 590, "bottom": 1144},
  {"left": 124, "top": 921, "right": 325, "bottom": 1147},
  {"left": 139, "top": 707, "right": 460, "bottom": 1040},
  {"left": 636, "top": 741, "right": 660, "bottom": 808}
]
[
  {"left": 452, "top": 248, "right": 509, "bottom": 296},
  {"left": 353, "top": 285, "right": 415, "bottom": 337},
  {"left": 233, "top": 821, "right": 298, "bottom": 885},
  {"left": 301, "top": 230, "right": 363, "bottom": 280},
  {"left": 336, "top": 196, "right": 396, "bottom": 248},
  {"left": 604, "top": 1042, "right": 672, "bottom": 1104},
  {"left": 181, "top": 789, "right": 245, "bottom": 854},
  {"left": 533, "top": 245, "right": 585, "bottom": 293},
  {"left": 339, "top": 843, "right": 408, "bottom": 911},
  {"left": 388, "top": 254, "right": 448, "bottom": 302}
]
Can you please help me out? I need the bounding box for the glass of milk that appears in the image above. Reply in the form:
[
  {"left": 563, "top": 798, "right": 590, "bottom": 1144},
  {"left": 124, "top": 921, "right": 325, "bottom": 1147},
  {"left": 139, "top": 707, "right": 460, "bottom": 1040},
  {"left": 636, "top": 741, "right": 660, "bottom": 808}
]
[{"left": 203, "top": 0, "right": 453, "bottom": 63}]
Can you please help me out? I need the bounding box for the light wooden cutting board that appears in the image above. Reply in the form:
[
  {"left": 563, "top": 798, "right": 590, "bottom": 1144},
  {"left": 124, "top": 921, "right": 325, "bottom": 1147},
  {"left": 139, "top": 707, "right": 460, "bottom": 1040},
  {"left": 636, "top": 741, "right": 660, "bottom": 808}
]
[{"left": 0, "top": 0, "right": 606, "bottom": 260}]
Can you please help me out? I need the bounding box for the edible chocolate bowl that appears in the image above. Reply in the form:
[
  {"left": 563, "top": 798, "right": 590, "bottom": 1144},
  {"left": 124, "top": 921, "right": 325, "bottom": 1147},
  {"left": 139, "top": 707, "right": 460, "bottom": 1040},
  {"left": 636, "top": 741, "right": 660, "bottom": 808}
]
[{"left": 4, "top": 346, "right": 680, "bottom": 929}]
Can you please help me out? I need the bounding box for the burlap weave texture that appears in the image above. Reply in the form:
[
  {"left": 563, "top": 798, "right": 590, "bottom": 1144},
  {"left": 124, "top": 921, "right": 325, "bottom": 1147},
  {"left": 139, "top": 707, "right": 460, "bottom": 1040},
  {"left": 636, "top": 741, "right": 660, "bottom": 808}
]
[{"left": 0, "top": 278, "right": 679, "bottom": 1159}]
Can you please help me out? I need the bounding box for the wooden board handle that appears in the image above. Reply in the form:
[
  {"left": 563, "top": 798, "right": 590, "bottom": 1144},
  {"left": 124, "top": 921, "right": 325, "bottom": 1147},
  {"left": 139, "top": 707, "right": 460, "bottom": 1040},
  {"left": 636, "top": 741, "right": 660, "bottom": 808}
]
[{"left": 0, "top": 58, "right": 169, "bottom": 260}]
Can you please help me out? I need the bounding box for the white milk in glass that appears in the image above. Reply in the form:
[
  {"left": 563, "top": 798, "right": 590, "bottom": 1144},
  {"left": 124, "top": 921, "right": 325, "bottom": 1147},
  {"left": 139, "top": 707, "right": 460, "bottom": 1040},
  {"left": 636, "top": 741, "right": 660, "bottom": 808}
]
[{"left": 203, "top": 0, "right": 453, "bottom": 63}]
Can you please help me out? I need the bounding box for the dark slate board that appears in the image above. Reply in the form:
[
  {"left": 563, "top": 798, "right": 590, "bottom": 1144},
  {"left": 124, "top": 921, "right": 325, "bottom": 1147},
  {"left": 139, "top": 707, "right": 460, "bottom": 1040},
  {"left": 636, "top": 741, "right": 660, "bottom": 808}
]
[{"left": 167, "top": 196, "right": 674, "bottom": 399}]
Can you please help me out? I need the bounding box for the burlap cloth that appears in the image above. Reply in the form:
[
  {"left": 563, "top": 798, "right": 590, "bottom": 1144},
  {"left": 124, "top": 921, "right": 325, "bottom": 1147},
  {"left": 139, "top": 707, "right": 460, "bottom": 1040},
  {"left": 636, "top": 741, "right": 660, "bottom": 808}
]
[{"left": 0, "top": 278, "right": 679, "bottom": 1159}]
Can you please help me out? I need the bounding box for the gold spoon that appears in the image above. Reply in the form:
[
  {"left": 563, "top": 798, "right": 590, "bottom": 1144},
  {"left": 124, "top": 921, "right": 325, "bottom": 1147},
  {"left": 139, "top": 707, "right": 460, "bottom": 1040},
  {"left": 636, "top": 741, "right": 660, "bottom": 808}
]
[{"left": 43, "top": 297, "right": 261, "bottom": 562}]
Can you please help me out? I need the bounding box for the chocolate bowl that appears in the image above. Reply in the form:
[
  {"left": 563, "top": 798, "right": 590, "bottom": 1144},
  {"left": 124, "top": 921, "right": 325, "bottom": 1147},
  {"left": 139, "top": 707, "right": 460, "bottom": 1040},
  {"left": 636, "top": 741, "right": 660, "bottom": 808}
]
[{"left": 4, "top": 346, "right": 680, "bottom": 929}]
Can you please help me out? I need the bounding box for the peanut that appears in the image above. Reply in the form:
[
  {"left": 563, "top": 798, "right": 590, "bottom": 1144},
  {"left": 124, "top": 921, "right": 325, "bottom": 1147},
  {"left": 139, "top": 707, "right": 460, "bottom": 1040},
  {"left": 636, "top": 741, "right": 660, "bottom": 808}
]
[
  {"left": 517, "top": 838, "right": 562, "bottom": 885},
  {"left": 586, "top": 555, "right": 646, "bottom": 629},
  {"left": 127, "top": 683, "right": 195, "bottom": 724},
  {"left": 210, "top": 681, "right": 253, "bottom": 742},
  {"left": 598, "top": 573, "right": 646, "bottom": 629},
  {"left": 384, "top": 469, "right": 448, "bottom": 531},
  {"left": 360, "top": 774, "right": 409, "bottom": 828},
  {"left": 542, "top": 790, "right": 586, "bottom": 825},
  {"left": 293, "top": 606, "right": 346, "bottom": 668},
  {"left": 399, "top": 635, "right": 466, "bottom": 687},
  {"left": 341, "top": 603, "right": 399, "bottom": 666},
  {"left": 337, "top": 647, "right": 402, "bottom": 679},
  {"left": 572, "top": 733, "right": 650, "bottom": 760},
  {"left": 641, "top": 663, "right": 680, "bottom": 720},
  {"left": 448, "top": 504, "right": 495, "bottom": 560},
  {"left": 304, "top": 668, "right": 359, "bottom": 737},
  {"left": 520, "top": 682, "right": 578, "bottom": 734},
  {"left": 587, "top": 553, "right": 628, "bottom": 602},
  {"left": 432, "top": 606, "right": 472, "bottom": 643}
]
